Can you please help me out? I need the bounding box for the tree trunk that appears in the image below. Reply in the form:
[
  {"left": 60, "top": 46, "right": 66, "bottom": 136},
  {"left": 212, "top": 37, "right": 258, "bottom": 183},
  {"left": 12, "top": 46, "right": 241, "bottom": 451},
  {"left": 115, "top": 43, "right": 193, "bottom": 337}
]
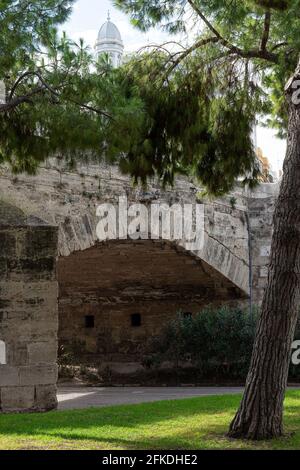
[{"left": 228, "top": 63, "right": 300, "bottom": 440}]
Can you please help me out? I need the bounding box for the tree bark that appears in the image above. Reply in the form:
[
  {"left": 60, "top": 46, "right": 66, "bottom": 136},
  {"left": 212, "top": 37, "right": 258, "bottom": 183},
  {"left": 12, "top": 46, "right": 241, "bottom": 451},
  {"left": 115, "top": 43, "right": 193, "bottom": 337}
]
[{"left": 228, "top": 62, "right": 300, "bottom": 440}]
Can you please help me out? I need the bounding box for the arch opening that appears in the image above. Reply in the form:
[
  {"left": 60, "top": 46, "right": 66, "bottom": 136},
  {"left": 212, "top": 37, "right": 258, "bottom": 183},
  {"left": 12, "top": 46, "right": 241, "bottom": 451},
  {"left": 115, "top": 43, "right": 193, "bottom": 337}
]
[{"left": 57, "top": 239, "right": 247, "bottom": 380}]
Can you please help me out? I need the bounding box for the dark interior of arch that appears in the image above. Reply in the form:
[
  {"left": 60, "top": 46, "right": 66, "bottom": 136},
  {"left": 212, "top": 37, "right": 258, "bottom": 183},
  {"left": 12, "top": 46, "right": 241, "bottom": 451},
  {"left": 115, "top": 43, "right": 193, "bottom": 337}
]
[{"left": 57, "top": 240, "right": 247, "bottom": 365}]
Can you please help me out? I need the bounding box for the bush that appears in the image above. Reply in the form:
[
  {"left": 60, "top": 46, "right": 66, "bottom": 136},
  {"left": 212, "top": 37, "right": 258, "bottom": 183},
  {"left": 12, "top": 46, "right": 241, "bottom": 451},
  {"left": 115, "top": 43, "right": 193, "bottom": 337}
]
[
  {"left": 58, "top": 339, "right": 86, "bottom": 366},
  {"left": 144, "top": 306, "right": 300, "bottom": 382}
]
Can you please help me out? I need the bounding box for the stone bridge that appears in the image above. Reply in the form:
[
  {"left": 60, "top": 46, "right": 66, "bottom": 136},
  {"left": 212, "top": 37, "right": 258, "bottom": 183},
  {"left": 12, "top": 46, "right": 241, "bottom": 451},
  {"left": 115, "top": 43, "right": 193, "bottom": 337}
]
[{"left": 0, "top": 159, "right": 279, "bottom": 412}]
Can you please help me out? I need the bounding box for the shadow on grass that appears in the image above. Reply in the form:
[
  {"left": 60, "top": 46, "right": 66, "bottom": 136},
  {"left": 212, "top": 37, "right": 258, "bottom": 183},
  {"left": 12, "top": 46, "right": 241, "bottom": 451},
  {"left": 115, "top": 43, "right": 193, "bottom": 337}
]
[
  {"left": 0, "top": 394, "right": 241, "bottom": 447},
  {"left": 30, "top": 429, "right": 228, "bottom": 450},
  {"left": 1, "top": 393, "right": 299, "bottom": 450}
]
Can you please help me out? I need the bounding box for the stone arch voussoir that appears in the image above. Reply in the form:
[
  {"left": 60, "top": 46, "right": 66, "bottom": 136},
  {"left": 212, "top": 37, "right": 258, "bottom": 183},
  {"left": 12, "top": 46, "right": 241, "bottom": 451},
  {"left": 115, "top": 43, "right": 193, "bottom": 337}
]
[{"left": 58, "top": 214, "right": 249, "bottom": 296}]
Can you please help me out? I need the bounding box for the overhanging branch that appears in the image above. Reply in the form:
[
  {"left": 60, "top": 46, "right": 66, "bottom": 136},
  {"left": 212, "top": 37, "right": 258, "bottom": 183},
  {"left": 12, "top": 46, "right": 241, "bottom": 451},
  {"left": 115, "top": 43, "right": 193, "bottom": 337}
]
[
  {"left": 0, "top": 71, "right": 112, "bottom": 119},
  {"left": 165, "top": 36, "right": 220, "bottom": 76},
  {"left": 187, "top": 0, "right": 278, "bottom": 64}
]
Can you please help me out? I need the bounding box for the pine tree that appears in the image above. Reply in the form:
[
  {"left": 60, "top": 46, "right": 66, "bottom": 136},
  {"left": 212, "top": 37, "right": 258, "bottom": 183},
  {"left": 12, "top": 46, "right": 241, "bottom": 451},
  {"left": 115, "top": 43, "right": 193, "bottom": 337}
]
[
  {"left": 114, "top": 0, "right": 300, "bottom": 440},
  {"left": 0, "top": 1, "right": 142, "bottom": 172}
]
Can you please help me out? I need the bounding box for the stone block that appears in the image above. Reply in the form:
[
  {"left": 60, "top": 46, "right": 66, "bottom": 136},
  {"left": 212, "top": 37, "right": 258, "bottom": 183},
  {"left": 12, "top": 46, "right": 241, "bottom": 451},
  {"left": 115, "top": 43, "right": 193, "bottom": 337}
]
[
  {"left": 0, "top": 366, "right": 19, "bottom": 386},
  {"left": 19, "top": 364, "right": 58, "bottom": 386},
  {"left": 7, "top": 344, "right": 28, "bottom": 366},
  {"left": 7, "top": 257, "right": 56, "bottom": 281},
  {"left": 24, "top": 227, "right": 58, "bottom": 259},
  {"left": 0, "top": 232, "right": 16, "bottom": 258},
  {"left": 0, "top": 298, "right": 10, "bottom": 309},
  {"left": 0, "top": 258, "right": 7, "bottom": 275},
  {"left": 27, "top": 342, "right": 57, "bottom": 365},
  {"left": 0, "top": 386, "right": 35, "bottom": 412},
  {"left": 35, "top": 384, "right": 57, "bottom": 411}
]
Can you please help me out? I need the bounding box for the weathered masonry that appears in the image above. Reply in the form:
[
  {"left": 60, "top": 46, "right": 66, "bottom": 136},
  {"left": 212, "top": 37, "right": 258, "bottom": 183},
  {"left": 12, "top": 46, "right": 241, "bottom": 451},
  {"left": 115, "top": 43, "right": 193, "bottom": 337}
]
[
  {"left": 0, "top": 159, "right": 279, "bottom": 411},
  {"left": 0, "top": 201, "right": 58, "bottom": 412}
]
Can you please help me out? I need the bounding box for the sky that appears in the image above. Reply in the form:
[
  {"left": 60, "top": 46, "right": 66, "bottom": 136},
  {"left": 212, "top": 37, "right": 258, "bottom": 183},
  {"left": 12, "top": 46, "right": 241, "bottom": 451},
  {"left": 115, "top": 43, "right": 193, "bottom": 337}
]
[{"left": 62, "top": 0, "right": 287, "bottom": 173}]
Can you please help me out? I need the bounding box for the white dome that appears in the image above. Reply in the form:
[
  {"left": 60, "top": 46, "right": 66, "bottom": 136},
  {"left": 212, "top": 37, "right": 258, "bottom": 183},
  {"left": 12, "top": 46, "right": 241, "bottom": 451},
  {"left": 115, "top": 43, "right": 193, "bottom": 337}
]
[
  {"left": 98, "top": 20, "right": 122, "bottom": 42},
  {"left": 95, "top": 12, "right": 124, "bottom": 68}
]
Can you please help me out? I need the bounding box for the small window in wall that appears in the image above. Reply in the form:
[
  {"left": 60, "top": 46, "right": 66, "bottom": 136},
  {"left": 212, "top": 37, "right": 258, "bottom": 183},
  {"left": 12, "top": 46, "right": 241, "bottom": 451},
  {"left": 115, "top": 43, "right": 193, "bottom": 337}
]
[
  {"left": 0, "top": 340, "right": 6, "bottom": 365},
  {"left": 183, "top": 312, "right": 193, "bottom": 319},
  {"left": 131, "top": 313, "right": 141, "bottom": 327},
  {"left": 85, "top": 315, "right": 95, "bottom": 328}
]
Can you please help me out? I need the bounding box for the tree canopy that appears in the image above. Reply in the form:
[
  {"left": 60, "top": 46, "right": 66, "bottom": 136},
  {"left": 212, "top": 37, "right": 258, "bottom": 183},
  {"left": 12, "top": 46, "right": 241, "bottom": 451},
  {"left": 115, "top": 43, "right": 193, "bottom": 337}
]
[
  {"left": 110, "top": 0, "right": 300, "bottom": 192},
  {"left": 0, "top": 1, "right": 143, "bottom": 173},
  {"left": 1, "top": 1, "right": 299, "bottom": 194}
]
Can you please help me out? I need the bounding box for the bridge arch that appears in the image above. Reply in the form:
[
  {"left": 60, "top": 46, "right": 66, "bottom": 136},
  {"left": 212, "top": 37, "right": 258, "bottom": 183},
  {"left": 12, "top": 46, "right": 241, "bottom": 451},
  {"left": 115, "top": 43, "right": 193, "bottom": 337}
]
[{"left": 58, "top": 212, "right": 250, "bottom": 295}]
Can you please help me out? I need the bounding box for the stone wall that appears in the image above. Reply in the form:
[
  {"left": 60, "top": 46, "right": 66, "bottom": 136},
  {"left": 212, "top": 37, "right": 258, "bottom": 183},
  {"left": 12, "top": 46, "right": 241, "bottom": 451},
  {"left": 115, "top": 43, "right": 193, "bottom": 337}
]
[
  {"left": 246, "top": 184, "right": 278, "bottom": 304},
  {"left": 0, "top": 201, "right": 58, "bottom": 413},
  {"left": 0, "top": 161, "right": 280, "bottom": 386}
]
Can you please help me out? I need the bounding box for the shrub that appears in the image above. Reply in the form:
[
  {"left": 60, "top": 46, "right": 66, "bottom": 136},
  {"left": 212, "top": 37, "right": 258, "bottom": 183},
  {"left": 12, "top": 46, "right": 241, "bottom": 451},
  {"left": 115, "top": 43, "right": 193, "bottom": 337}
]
[
  {"left": 58, "top": 339, "right": 86, "bottom": 366},
  {"left": 144, "top": 306, "right": 300, "bottom": 381}
]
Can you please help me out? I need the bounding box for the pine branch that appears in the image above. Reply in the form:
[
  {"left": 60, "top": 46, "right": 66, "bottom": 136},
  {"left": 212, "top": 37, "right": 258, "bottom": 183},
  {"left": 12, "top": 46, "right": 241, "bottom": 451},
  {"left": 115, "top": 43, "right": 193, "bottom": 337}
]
[
  {"left": 261, "top": 10, "right": 271, "bottom": 51},
  {"left": 187, "top": 0, "right": 244, "bottom": 54},
  {"left": 271, "top": 42, "right": 289, "bottom": 51},
  {"left": 0, "top": 87, "right": 45, "bottom": 112},
  {"left": 165, "top": 36, "right": 219, "bottom": 76},
  {"left": 1, "top": 71, "right": 112, "bottom": 119},
  {"left": 187, "top": 0, "right": 278, "bottom": 64}
]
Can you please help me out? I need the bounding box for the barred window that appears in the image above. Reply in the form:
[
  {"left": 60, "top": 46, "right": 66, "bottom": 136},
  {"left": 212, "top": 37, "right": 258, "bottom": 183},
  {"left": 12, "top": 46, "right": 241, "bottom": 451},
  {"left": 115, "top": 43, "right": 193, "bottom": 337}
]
[
  {"left": 85, "top": 316, "right": 95, "bottom": 328},
  {"left": 131, "top": 314, "right": 141, "bottom": 327}
]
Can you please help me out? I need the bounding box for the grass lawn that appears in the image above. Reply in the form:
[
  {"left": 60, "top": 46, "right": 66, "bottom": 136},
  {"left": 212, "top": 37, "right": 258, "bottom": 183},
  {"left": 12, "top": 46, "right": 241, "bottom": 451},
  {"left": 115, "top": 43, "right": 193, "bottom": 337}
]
[{"left": 0, "top": 391, "right": 300, "bottom": 450}]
